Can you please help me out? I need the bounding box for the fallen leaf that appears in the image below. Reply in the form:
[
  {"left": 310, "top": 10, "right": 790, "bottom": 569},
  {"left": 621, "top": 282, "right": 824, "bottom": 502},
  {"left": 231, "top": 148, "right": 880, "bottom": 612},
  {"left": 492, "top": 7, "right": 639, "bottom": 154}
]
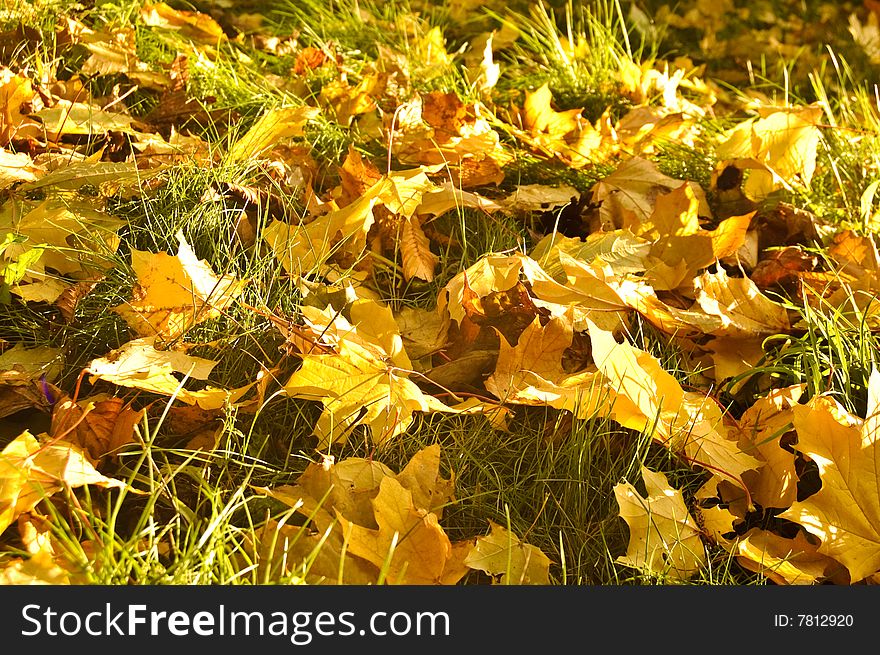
[
  {"left": 704, "top": 335, "right": 766, "bottom": 389},
  {"left": 588, "top": 321, "right": 761, "bottom": 487},
  {"left": 0, "top": 345, "right": 63, "bottom": 419},
  {"left": 516, "top": 83, "right": 611, "bottom": 167},
  {"left": 256, "top": 444, "right": 467, "bottom": 585},
  {"left": 0, "top": 431, "right": 126, "bottom": 536},
  {"left": 86, "top": 337, "right": 252, "bottom": 409},
  {"left": 0, "top": 517, "right": 76, "bottom": 584},
  {"left": 263, "top": 194, "right": 378, "bottom": 277},
  {"left": 49, "top": 395, "right": 144, "bottom": 464},
  {"left": 590, "top": 156, "right": 711, "bottom": 232},
  {"left": 284, "top": 336, "right": 450, "bottom": 446},
  {"left": 0, "top": 148, "right": 42, "bottom": 189},
  {"left": 485, "top": 313, "right": 605, "bottom": 418},
  {"left": 735, "top": 528, "right": 847, "bottom": 585},
  {"left": 393, "top": 443, "right": 455, "bottom": 518},
  {"left": 227, "top": 105, "right": 320, "bottom": 162},
  {"left": 400, "top": 215, "right": 438, "bottom": 282},
  {"left": 140, "top": 2, "right": 227, "bottom": 43},
  {"left": 0, "top": 68, "right": 41, "bottom": 144},
  {"left": 692, "top": 268, "right": 790, "bottom": 337},
  {"left": 778, "top": 374, "right": 880, "bottom": 582},
  {"left": 113, "top": 230, "right": 246, "bottom": 339},
  {"left": 500, "top": 183, "right": 580, "bottom": 213},
  {"left": 715, "top": 105, "right": 823, "bottom": 200},
  {"left": 464, "top": 520, "right": 552, "bottom": 584},
  {"left": 32, "top": 101, "right": 135, "bottom": 142},
  {"left": 736, "top": 385, "right": 803, "bottom": 509},
  {"left": 614, "top": 466, "right": 707, "bottom": 581},
  {"left": 339, "top": 476, "right": 458, "bottom": 584}
]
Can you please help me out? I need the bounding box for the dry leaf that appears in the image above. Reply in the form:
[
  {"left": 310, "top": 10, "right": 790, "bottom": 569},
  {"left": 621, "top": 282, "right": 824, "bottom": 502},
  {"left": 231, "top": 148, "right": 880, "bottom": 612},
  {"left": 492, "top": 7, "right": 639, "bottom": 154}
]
[
  {"left": 735, "top": 528, "right": 847, "bottom": 585},
  {"left": 283, "top": 339, "right": 450, "bottom": 447},
  {"left": 400, "top": 215, "right": 438, "bottom": 281},
  {"left": 113, "top": 230, "right": 246, "bottom": 339},
  {"left": 140, "top": 2, "right": 227, "bottom": 43},
  {"left": 778, "top": 372, "right": 880, "bottom": 582},
  {"left": 339, "top": 476, "right": 457, "bottom": 584},
  {"left": 227, "top": 106, "right": 320, "bottom": 162},
  {"left": 464, "top": 521, "right": 552, "bottom": 584},
  {"left": 614, "top": 466, "right": 707, "bottom": 581},
  {"left": 0, "top": 431, "right": 126, "bottom": 536},
  {"left": 49, "top": 394, "right": 144, "bottom": 464},
  {"left": 588, "top": 320, "right": 761, "bottom": 488},
  {"left": 86, "top": 337, "right": 252, "bottom": 409}
]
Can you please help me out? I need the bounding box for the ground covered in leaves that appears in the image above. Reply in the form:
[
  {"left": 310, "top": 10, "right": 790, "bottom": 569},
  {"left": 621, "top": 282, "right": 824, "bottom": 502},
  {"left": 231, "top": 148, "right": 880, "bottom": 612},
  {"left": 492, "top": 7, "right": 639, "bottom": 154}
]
[{"left": 2, "top": 0, "right": 880, "bottom": 585}]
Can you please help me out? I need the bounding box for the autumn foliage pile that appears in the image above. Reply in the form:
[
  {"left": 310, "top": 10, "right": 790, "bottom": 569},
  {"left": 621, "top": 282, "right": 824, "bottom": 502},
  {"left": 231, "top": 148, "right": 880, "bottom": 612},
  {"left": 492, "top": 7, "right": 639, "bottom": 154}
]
[{"left": 2, "top": 0, "right": 880, "bottom": 585}]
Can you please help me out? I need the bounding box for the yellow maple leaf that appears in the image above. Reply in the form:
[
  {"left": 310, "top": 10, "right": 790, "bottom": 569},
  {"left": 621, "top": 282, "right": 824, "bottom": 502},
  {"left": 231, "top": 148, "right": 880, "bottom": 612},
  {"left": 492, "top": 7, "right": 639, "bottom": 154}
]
[
  {"left": 339, "top": 476, "right": 459, "bottom": 584},
  {"left": 0, "top": 148, "right": 42, "bottom": 189},
  {"left": 715, "top": 105, "right": 823, "bottom": 200},
  {"left": 704, "top": 335, "right": 766, "bottom": 391},
  {"left": 114, "top": 230, "right": 245, "bottom": 339},
  {"left": 416, "top": 182, "right": 503, "bottom": 218},
  {"left": 612, "top": 268, "right": 790, "bottom": 339},
  {"left": 463, "top": 520, "right": 552, "bottom": 584},
  {"left": 393, "top": 443, "right": 456, "bottom": 518},
  {"left": 0, "top": 68, "right": 41, "bottom": 144},
  {"left": 521, "top": 250, "right": 629, "bottom": 332},
  {"left": 284, "top": 338, "right": 449, "bottom": 447},
  {"left": 692, "top": 268, "right": 790, "bottom": 337},
  {"left": 263, "top": 194, "right": 378, "bottom": 278},
  {"left": 518, "top": 83, "right": 611, "bottom": 167},
  {"left": 439, "top": 253, "right": 523, "bottom": 325},
  {"left": 0, "top": 431, "right": 126, "bottom": 536},
  {"left": 523, "top": 83, "right": 582, "bottom": 140},
  {"left": 297, "top": 296, "right": 412, "bottom": 369},
  {"left": 778, "top": 372, "right": 880, "bottom": 582},
  {"left": 639, "top": 183, "right": 753, "bottom": 290},
  {"left": 32, "top": 101, "right": 135, "bottom": 142},
  {"left": 319, "top": 75, "right": 380, "bottom": 128},
  {"left": 614, "top": 466, "right": 707, "bottom": 581},
  {"left": 734, "top": 527, "right": 847, "bottom": 585},
  {"left": 590, "top": 156, "right": 712, "bottom": 232},
  {"left": 588, "top": 321, "right": 761, "bottom": 488},
  {"left": 227, "top": 105, "right": 320, "bottom": 162},
  {"left": 2, "top": 197, "right": 123, "bottom": 285},
  {"left": 736, "top": 385, "right": 803, "bottom": 509},
  {"left": 0, "top": 517, "right": 78, "bottom": 584},
  {"left": 694, "top": 479, "right": 740, "bottom": 548},
  {"left": 485, "top": 313, "right": 606, "bottom": 418},
  {"left": 253, "top": 445, "right": 461, "bottom": 584},
  {"left": 252, "top": 518, "right": 377, "bottom": 585},
  {"left": 86, "top": 337, "right": 252, "bottom": 409},
  {"left": 390, "top": 92, "right": 511, "bottom": 183},
  {"left": 140, "top": 2, "right": 226, "bottom": 43}
]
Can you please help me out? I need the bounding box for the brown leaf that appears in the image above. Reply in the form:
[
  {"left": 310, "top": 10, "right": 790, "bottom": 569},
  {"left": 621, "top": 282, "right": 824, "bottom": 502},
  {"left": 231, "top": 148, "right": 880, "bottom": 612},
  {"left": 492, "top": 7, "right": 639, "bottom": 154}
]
[
  {"left": 55, "top": 279, "right": 101, "bottom": 323},
  {"left": 400, "top": 215, "right": 438, "bottom": 282},
  {"left": 293, "top": 47, "right": 329, "bottom": 74},
  {"left": 751, "top": 246, "right": 820, "bottom": 290},
  {"left": 49, "top": 395, "right": 144, "bottom": 464},
  {"left": 421, "top": 90, "right": 469, "bottom": 137}
]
